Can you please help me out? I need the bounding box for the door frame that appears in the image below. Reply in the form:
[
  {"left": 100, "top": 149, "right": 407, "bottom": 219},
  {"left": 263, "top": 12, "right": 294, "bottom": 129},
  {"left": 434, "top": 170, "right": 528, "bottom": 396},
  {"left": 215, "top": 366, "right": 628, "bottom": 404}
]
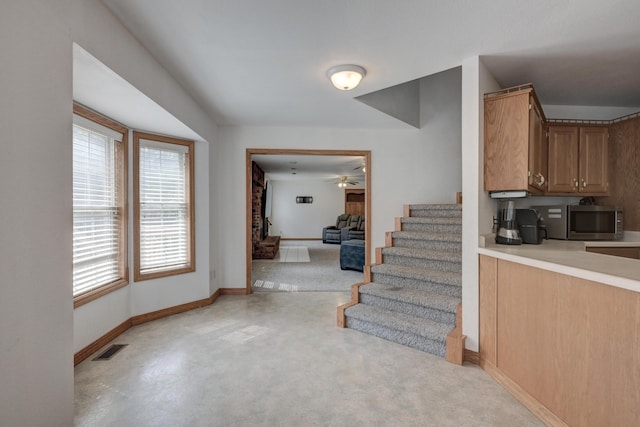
[{"left": 245, "top": 148, "right": 372, "bottom": 294}]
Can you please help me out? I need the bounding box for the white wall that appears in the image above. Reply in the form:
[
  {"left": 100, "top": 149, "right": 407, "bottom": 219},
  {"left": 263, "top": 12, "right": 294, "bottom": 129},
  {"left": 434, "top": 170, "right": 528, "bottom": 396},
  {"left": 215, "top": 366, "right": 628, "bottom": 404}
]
[
  {"left": 269, "top": 180, "right": 344, "bottom": 239},
  {"left": 0, "top": 3, "right": 74, "bottom": 424},
  {"left": 215, "top": 67, "right": 462, "bottom": 289},
  {"left": 1, "top": 1, "right": 217, "bottom": 424},
  {"left": 461, "top": 56, "right": 501, "bottom": 352}
]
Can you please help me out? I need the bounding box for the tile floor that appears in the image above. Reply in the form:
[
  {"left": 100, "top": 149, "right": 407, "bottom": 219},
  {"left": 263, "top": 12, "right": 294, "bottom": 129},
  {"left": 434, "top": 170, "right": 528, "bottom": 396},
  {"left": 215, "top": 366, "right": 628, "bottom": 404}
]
[{"left": 74, "top": 292, "right": 543, "bottom": 427}]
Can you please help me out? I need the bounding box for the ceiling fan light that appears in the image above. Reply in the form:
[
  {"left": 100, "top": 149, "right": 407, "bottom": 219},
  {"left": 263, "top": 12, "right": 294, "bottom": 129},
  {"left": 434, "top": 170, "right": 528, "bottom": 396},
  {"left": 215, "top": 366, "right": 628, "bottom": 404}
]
[{"left": 327, "top": 65, "right": 366, "bottom": 91}]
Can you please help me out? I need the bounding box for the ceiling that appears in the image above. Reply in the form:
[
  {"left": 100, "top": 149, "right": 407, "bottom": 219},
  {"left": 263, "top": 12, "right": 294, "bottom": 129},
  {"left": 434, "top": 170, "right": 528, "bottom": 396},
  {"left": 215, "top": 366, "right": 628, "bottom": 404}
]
[
  {"left": 102, "top": 0, "right": 640, "bottom": 129},
  {"left": 252, "top": 155, "right": 365, "bottom": 182},
  {"left": 93, "top": 0, "right": 640, "bottom": 178}
]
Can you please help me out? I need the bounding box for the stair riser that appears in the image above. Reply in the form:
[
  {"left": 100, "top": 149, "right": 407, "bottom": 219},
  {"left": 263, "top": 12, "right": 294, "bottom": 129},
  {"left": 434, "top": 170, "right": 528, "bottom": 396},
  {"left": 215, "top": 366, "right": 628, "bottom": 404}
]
[
  {"left": 382, "top": 255, "right": 462, "bottom": 272},
  {"left": 345, "top": 317, "right": 446, "bottom": 357},
  {"left": 409, "top": 210, "right": 461, "bottom": 218},
  {"left": 392, "top": 238, "right": 461, "bottom": 252},
  {"left": 371, "top": 273, "right": 461, "bottom": 297},
  {"left": 360, "top": 294, "right": 456, "bottom": 324},
  {"left": 401, "top": 223, "right": 462, "bottom": 233}
]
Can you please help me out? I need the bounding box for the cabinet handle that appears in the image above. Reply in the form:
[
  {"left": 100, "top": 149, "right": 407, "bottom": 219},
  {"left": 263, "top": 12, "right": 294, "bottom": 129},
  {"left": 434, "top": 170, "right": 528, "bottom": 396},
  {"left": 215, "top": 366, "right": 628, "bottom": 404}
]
[
  {"left": 534, "top": 173, "right": 545, "bottom": 186},
  {"left": 583, "top": 180, "right": 587, "bottom": 188},
  {"left": 574, "top": 179, "right": 579, "bottom": 188}
]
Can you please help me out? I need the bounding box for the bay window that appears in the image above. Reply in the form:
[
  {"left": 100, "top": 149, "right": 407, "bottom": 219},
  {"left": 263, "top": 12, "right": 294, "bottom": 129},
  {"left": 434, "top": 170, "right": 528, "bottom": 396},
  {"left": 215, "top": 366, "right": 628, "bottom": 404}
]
[
  {"left": 133, "top": 132, "right": 195, "bottom": 280},
  {"left": 72, "top": 104, "right": 128, "bottom": 306}
]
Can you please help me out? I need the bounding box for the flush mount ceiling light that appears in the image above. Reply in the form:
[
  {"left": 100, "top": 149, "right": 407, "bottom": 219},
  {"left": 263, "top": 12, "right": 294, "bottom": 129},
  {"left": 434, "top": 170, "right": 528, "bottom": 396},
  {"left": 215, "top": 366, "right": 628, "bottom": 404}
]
[{"left": 327, "top": 64, "right": 366, "bottom": 90}]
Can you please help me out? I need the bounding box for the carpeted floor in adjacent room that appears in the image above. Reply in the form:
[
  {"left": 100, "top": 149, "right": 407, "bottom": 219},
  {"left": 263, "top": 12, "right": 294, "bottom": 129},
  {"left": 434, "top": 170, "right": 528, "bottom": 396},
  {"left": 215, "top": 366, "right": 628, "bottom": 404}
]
[{"left": 251, "top": 240, "right": 363, "bottom": 292}]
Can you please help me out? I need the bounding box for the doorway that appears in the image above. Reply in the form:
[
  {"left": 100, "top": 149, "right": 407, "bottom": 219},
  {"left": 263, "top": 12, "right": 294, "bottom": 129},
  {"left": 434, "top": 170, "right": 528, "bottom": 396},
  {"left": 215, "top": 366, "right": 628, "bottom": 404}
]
[{"left": 245, "top": 148, "right": 371, "bottom": 293}]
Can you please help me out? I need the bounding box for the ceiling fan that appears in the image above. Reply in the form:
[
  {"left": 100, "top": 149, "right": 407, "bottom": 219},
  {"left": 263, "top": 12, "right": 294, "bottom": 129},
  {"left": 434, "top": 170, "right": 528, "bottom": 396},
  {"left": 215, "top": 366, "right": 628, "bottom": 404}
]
[{"left": 336, "top": 175, "right": 359, "bottom": 188}]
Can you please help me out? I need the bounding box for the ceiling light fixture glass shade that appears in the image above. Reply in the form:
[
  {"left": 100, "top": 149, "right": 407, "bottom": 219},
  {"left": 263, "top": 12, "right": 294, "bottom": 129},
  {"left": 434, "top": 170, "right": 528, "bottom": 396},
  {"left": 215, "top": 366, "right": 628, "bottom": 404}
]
[{"left": 327, "top": 64, "right": 366, "bottom": 90}]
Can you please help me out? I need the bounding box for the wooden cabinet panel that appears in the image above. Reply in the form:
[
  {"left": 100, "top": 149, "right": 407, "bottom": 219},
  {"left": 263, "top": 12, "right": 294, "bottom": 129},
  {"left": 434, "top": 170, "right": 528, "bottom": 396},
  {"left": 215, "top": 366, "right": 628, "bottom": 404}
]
[
  {"left": 484, "top": 91, "right": 531, "bottom": 192},
  {"left": 547, "top": 126, "right": 579, "bottom": 192},
  {"left": 597, "top": 116, "right": 640, "bottom": 231},
  {"left": 484, "top": 86, "right": 546, "bottom": 193},
  {"left": 492, "top": 259, "right": 640, "bottom": 427},
  {"left": 344, "top": 189, "right": 364, "bottom": 216},
  {"left": 529, "top": 101, "right": 547, "bottom": 191},
  {"left": 579, "top": 127, "right": 608, "bottom": 193},
  {"left": 547, "top": 125, "right": 608, "bottom": 195},
  {"left": 586, "top": 246, "right": 640, "bottom": 259},
  {"left": 479, "top": 255, "right": 498, "bottom": 365}
]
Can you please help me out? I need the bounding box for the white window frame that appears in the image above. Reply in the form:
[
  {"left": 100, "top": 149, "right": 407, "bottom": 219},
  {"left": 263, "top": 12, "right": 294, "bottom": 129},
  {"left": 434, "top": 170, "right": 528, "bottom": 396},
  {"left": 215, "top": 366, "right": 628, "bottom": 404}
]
[
  {"left": 72, "top": 104, "right": 128, "bottom": 307},
  {"left": 133, "top": 131, "right": 195, "bottom": 281}
]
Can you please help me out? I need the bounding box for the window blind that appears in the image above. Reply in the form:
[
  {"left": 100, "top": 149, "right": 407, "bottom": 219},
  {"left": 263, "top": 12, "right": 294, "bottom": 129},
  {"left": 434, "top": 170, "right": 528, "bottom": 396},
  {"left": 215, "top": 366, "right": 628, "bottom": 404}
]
[
  {"left": 72, "top": 120, "right": 123, "bottom": 296},
  {"left": 138, "top": 139, "right": 190, "bottom": 274}
]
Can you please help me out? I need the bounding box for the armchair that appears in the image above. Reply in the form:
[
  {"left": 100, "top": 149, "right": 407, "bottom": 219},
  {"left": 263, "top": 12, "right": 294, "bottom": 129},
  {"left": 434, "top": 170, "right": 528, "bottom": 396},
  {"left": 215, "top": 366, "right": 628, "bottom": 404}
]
[
  {"left": 347, "top": 216, "right": 365, "bottom": 241},
  {"left": 340, "top": 215, "right": 361, "bottom": 241},
  {"left": 322, "top": 214, "right": 350, "bottom": 244}
]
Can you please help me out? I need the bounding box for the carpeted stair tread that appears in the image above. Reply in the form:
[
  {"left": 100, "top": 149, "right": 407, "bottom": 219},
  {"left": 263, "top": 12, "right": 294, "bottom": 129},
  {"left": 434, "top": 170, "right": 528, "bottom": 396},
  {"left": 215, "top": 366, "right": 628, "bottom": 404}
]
[
  {"left": 345, "top": 304, "right": 451, "bottom": 343},
  {"left": 408, "top": 205, "right": 462, "bottom": 219},
  {"left": 382, "top": 246, "right": 461, "bottom": 263},
  {"left": 409, "top": 204, "right": 462, "bottom": 211},
  {"left": 391, "top": 231, "right": 462, "bottom": 242},
  {"left": 370, "top": 264, "right": 461, "bottom": 287},
  {"left": 345, "top": 316, "right": 447, "bottom": 357},
  {"left": 401, "top": 217, "right": 462, "bottom": 225},
  {"left": 359, "top": 282, "right": 459, "bottom": 313}
]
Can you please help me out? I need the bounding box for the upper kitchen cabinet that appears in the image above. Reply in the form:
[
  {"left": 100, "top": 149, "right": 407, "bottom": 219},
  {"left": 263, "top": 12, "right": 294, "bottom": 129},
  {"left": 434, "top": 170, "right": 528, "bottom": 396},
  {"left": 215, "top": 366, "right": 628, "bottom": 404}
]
[
  {"left": 547, "top": 125, "right": 608, "bottom": 195},
  {"left": 484, "top": 84, "right": 547, "bottom": 194}
]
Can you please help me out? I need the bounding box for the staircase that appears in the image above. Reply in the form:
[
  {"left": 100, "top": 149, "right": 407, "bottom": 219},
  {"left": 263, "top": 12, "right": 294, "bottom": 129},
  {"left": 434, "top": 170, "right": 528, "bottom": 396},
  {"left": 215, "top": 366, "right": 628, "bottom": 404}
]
[{"left": 338, "top": 203, "right": 463, "bottom": 362}]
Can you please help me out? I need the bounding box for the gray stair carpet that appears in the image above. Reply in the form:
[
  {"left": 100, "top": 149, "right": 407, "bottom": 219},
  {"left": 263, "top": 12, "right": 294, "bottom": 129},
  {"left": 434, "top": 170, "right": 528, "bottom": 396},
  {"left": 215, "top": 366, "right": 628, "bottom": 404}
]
[
  {"left": 358, "top": 283, "right": 458, "bottom": 324},
  {"left": 408, "top": 204, "right": 462, "bottom": 218},
  {"left": 344, "top": 203, "right": 462, "bottom": 359},
  {"left": 401, "top": 217, "right": 462, "bottom": 233},
  {"left": 381, "top": 247, "right": 461, "bottom": 272},
  {"left": 345, "top": 304, "right": 449, "bottom": 357}
]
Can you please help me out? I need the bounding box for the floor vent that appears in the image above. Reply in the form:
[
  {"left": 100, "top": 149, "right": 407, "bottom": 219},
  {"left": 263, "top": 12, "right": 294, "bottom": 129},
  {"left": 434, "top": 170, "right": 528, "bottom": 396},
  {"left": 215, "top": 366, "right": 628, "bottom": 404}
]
[{"left": 93, "top": 344, "right": 127, "bottom": 361}]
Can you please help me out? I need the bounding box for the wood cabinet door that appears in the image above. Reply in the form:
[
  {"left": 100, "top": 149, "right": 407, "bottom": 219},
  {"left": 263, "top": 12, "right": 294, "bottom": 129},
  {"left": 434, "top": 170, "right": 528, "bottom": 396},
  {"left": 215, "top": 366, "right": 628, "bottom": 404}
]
[
  {"left": 547, "top": 126, "right": 579, "bottom": 193},
  {"left": 344, "top": 189, "right": 365, "bottom": 215},
  {"left": 484, "top": 93, "right": 530, "bottom": 192},
  {"left": 528, "top": 98, "right": 546, "bottom": 192},
  {"left": 579, "top": 127, "right": 608, "bottom": 194}
]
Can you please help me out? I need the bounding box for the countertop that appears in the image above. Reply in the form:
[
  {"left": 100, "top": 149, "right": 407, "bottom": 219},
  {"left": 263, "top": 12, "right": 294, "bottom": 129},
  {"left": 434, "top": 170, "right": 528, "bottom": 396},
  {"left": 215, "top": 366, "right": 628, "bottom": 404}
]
[{"left": 478, "top": 233, "right": 640, "bottom": 293}]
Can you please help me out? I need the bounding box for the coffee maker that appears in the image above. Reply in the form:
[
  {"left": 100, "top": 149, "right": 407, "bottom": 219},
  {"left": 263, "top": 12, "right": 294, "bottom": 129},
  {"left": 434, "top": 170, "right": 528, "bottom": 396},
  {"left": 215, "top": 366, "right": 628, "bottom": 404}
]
[
  {"left": 496, "top": 199, "right": 522, "bottom": 245},
  {"left": 516, "top": 208, "right": 548, "bottom": 244}
]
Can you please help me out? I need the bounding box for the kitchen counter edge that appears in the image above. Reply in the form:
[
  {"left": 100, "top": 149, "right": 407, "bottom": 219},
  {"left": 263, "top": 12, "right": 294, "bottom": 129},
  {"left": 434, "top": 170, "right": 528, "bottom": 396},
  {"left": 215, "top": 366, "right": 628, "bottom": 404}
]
[{"left": 478, "top": 236, "right": 640, "bottom": 293}]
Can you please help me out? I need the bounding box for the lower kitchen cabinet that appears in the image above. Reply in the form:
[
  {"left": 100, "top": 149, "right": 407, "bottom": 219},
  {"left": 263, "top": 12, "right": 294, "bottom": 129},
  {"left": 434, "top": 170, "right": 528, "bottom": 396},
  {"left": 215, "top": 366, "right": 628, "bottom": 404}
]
[{"left": 478, "top": 255, "right": 640, "bottom": 426}]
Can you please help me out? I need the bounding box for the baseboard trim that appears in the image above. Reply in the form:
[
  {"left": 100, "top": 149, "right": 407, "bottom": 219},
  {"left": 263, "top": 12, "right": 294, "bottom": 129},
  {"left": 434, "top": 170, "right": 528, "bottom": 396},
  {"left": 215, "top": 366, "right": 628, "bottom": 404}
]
[
  {"left": 445, "top": 303, "right": 465, "bottom": 365},
  {"left": 464, "top": 349, "right": 480, "bottom": 365},
  {"left": 75, "top": 289, "right": 224, "bottom": 366},
  {"left": 74, "top": 319, "right": 132, "bottom": 366},
  {"left": 220, "top": 287, "right": 249, "bottom": 295},
  {"left": 281, "top": 237, "right": 322, "bottom": 241},
  {"left": 131, "top": 293, "right": 219, "bottom": 326},
  {"left": 336, "top": 301, "right": 358, "bottom": 328},
  {"left": 480, "top": 358, "right": 568, "bottom": 427}
]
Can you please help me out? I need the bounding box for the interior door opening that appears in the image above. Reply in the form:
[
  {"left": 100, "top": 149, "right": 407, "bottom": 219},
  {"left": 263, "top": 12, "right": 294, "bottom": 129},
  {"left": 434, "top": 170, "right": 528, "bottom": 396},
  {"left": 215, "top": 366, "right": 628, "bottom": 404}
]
[{"left": 245, "top": 149, "right": 371, "bottom": 294}]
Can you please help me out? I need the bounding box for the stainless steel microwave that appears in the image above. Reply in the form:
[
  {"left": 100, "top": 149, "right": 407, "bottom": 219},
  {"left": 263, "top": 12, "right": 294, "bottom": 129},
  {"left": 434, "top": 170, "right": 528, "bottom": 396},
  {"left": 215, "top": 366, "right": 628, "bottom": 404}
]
[{"left": 532, "top": 205, "right": 623, "bottom": 241}]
